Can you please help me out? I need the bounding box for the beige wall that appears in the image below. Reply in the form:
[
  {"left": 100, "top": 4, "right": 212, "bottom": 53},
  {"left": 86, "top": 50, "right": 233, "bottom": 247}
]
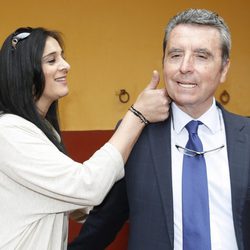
[{"left": 1, "top": 0, "right": 250, "bottom": 130}]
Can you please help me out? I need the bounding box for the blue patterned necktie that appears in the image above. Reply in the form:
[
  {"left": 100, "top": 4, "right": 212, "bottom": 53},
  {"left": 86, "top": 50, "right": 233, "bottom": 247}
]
[{"left": 182, "top": 120, "right": 211, "bottom": 250}]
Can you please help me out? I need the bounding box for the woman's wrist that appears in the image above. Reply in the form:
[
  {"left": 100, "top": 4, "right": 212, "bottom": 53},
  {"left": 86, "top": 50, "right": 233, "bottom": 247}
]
[
  {"left": 128, "top": 105, "right": 150, "bottom": 125},
  {"left": 108, "top": 109, "right": 145, "bottom": 162}
]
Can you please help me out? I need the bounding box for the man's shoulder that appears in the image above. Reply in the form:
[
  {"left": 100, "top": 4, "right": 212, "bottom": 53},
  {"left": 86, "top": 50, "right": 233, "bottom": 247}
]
[
  {"left": 220, "top": 107, "right": 250, "bottom": 133},
  {"left": 221, "top": 107, "right": 250, "bottom": 121}
]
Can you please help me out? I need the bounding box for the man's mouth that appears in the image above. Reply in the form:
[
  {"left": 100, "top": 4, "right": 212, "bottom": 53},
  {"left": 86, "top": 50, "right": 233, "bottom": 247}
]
[{"left": 177, "top": 81, "right": 197, "bottom": 88}]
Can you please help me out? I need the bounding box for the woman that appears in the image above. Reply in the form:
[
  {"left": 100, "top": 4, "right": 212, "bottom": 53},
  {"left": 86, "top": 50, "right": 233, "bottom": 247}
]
[{"left": 0, "top": 27, "right": 169, "bottom": 249}]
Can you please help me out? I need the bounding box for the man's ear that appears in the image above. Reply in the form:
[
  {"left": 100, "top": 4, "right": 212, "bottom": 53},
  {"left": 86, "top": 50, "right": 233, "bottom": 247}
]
[{"left": 220, "top": 59, "right": 230, "bottom": 83}]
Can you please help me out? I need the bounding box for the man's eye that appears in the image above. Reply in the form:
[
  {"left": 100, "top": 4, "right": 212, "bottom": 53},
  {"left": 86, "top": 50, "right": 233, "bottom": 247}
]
[
  {"left": 196, "top": 54, "right": 208, "bottom": 59},
  {"left": 171, "top": 54, "right": 181, "bottom": 58}
]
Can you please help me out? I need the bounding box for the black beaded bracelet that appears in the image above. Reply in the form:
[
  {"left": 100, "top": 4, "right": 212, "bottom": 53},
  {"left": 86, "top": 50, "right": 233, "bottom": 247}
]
[{"left": 129, "top": 105, "right": 150, "bottom": 125}]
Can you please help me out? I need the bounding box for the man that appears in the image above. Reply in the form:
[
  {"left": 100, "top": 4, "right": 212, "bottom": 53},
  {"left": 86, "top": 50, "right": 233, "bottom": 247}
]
[{"left": 69, "top": 9, "right": 250, "bottom": 250}]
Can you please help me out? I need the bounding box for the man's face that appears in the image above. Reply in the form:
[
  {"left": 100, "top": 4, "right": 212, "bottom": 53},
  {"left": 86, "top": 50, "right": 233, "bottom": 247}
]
[{"left": 163, "top": 24, "right": 230, "bottom": 118}]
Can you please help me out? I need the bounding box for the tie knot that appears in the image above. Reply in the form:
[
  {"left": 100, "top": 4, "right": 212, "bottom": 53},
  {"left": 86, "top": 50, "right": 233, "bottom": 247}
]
[{"left": 185, "top": 120, "right": 202, "bottom": 134}]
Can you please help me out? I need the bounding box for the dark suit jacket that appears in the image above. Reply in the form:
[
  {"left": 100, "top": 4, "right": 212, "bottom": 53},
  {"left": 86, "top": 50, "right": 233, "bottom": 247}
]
[{"left": 68, "top": 105, "right": 250, "bottom": 250}]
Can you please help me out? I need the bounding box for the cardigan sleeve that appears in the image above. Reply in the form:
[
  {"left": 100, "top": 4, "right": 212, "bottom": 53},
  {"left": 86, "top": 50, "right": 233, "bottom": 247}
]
[{"left": 0, "top": 114, "right": 124, "bottom": 212}]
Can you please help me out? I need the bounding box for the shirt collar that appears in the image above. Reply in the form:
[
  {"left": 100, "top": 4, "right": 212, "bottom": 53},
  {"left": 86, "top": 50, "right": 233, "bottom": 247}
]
[{"left": 172, "top": 98, "right": 221, "bottom": 135}]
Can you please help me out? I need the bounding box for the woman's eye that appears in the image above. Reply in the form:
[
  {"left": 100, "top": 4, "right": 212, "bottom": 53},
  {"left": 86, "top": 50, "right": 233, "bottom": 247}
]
[{"left": 47, "top": 59, "right": 56, "bottom": 64}]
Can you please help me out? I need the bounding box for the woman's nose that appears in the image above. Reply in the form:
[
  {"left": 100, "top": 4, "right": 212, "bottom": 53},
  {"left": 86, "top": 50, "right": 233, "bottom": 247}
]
[{"left": 59, "top": 58, "right": 70, "bottom": 72}]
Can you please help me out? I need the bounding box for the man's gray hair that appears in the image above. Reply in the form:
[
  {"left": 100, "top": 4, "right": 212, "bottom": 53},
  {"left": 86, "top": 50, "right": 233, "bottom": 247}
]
[{"left": 163, "top": 9, "right": 231, "bottom": 64}]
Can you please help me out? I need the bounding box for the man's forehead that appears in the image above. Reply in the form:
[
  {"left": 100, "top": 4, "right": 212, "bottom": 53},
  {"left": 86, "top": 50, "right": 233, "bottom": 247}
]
[
  {"left": 166, "top": 24, "right": 221, "bottom": 51},
  {"left": 169, "top": 24, "right": 220, "bottom": 39}
]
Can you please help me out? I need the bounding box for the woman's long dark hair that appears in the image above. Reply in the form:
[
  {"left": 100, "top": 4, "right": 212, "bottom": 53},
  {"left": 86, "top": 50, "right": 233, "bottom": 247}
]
[{"left": 0, "top": 27, "right": 66, "bottom": 153}]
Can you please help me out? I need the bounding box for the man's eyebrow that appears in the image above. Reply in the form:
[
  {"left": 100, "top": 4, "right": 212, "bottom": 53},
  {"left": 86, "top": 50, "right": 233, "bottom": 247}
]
[
  {"left": 167, "top": 48, "right": 184, "bottom": 54},
  {"left": 194, "top": 48, "right": 213, "bottom": 57}
]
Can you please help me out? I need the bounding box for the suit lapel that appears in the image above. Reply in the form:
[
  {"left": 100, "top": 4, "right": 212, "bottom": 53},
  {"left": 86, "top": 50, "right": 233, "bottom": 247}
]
[
  {"left": 222, "top": 108, "right": 249, "bottom": 250},
  {"left": 147, "top": 118, "right": 174, "bottom": 247}
]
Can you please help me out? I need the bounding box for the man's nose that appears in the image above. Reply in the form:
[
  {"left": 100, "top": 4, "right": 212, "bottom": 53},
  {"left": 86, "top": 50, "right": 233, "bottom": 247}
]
[{"left": 179, "top": 55, "right": 194, "bottom": 74}]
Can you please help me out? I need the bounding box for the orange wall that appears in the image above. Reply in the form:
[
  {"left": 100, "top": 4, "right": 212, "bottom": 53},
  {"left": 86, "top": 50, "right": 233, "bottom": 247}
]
[{"left": 1, "top": 0, "right": 250, "bottom": 130}]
